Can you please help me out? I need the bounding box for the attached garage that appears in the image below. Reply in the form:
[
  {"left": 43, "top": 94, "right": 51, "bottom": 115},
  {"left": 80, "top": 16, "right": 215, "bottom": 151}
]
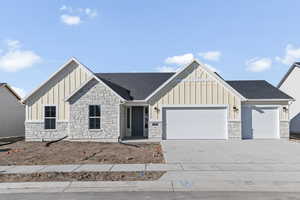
[
  {"left": 242, "top": 105, "right": 279, "bottom": 139},
  {"left": 162, "top": 106, "right": 228, "bottom": 140}
]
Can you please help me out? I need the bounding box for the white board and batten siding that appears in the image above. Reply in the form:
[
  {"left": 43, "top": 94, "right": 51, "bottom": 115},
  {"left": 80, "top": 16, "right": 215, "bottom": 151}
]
[
  {"left": 26, "top": 61, "right": 92, "bottom": 121},
  {"left": 279, "top": 66, "right": 300, "bottom": 133},
  {"left": 149, "top": 63, "right": 242, "bottom": 122},
  {"left": 148, "top": 62, "right": 242, "bottom": 140}
]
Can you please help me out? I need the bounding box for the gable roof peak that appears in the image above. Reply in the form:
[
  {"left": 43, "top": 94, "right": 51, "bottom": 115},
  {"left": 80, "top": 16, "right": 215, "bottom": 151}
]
[{"left": 277, "top": 62, "right": 300, "bottom": 88}]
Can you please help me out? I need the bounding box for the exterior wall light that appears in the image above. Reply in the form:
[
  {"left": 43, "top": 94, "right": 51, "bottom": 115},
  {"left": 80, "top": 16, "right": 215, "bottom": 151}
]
[
  {"left": 233, "top": 106, "right": 239, "bottom": 112},
  {"left": 283, "top": 107, "right": 288, "bottom": 112},
  {"left": 154, "top": 107, "right": 160, "bottom": 112}
]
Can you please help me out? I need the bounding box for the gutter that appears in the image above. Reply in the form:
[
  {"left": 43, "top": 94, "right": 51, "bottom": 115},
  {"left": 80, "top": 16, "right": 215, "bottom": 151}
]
[{"left": 243, "top": 98, "right": 295, "bottom": 102}]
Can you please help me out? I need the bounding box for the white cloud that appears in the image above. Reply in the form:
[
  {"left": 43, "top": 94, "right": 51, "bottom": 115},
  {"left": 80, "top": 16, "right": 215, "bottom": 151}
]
[
  {"left": 60, "top": 5, "right": 73, "bottom": 12},
  {"left": 276, "top": 44, "right": 300, "bottom": 65},
  {"left": 204, "top": 63, "right": 219, "bottom": 73},
  {"left": 0, "top": 50, "right": 41, "bottom": 72},
  {"left": 11, "top": 86, "right": 26, "bottom": 98},
  {"left": 59, "top": 6, "right": 97, "bottom": 25},
  {"left": 165, "top": 53, "right": 194, "bottom": 66},
  {"left": 0, "top": 40, "right": 41, "bottom": 72},
  {"left": 199, "top": 51, "right": 221, "bottom": 61},
  {"left": 156, "top": 66, "right": 180, "bottom": 72},
  {"left": 6, "top": 40, "right": 21, "bottom": 49},
  {"left": 84, "top": 8, "right": 98, "bottom": 18},
  {"left": 246, "top": 57, "right": 272, "bottom": 72},
  {"left": 61, "top": 14, "right": 81, "bottom": 25}
]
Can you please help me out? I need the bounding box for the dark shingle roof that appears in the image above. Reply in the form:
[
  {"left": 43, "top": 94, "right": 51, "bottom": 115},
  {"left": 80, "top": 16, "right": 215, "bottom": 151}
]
[
  {"left": 95, "top": 73, "right": 292, "bottom": 101},
  {"left": 95, "top": 73, "right": 175, "bottom": 100},
  {"left": 227, "top": 80, "right": 293, "bottom": 100}
]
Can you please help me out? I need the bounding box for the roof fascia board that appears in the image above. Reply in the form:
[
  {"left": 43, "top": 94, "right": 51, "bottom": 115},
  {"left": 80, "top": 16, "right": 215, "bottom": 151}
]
[
  {"left": 23, "top": 57, "right": 126, "bottom": 103},
  {"left": 245, "top": 99, "right": 294, "bottom": 102},
  {"left": 145, "top": 59, "right": 246, "bottom": 102},
  {"left": 71, "top": 57, "right": 126, "bottom": 102},
  {"left": 145, "top": 60, "right": 197, "bottom": 102},
  {"left": 194, "top": 59, "right": 246, "bottom": 101},
  {"left": 277, "top": 63, "right": 299, "bottom": 88},
  {"left": 23, "top": 57, "right": 76, "bottom": 103},
  {"left": 2, "top": 84, "right": 22, "bottom": 101},
  {"left": 64, "top": 76, "right": 94, "bottom": 101}
]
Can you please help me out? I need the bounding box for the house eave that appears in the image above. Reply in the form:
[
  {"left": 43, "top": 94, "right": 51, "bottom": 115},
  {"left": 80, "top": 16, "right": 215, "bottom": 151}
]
[{"left": 244, "top": 98, "right": 294, "bottom": 102}]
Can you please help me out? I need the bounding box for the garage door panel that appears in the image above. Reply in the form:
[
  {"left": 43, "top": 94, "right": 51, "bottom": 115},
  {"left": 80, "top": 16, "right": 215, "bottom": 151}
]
[
  {"left": 242, "top": 106, "right": 279, "bottom": 139},
  {"left": 163, "top": 107, "right": 228, "bottom": 140}
]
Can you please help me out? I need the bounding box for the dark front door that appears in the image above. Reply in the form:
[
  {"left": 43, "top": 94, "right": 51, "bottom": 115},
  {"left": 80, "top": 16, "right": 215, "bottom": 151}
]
[{"left": 131, "top": 106, "right": 144, "bottom": 137}]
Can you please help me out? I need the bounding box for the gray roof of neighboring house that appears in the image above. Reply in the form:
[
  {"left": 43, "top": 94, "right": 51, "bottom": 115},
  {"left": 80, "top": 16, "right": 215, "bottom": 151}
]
[
  {"left": 277, "top": 62, "right": 300, "bottom": 88},
  {"left": 0, "top": 83, "right": 6, "bottom": 87},
  {"left": 226, "top": 80, "right": 293, "bottom": 100},
  {"left": 95, "top": 73, "right": 175, "bottom": 100},
  {"left": 95, "top": 73, "right": 293, "bottom": 101}
]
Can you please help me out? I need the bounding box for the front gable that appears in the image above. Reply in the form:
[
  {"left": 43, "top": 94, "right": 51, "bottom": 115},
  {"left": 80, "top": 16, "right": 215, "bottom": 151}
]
[
  {"left": 148, "top": 60, "right": 244, "bottom": 121},
  {"left": 24, "top": 59, "right": 93, "bottom": 121}
]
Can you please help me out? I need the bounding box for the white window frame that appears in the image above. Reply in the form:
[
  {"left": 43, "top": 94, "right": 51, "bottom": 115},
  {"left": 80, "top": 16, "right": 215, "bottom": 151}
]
[
  {"left": 44, "top": 105, "right": 57, "bottom": 130},
  {"left": 89, "top": 105, "right": 101, "bottom": 130}
]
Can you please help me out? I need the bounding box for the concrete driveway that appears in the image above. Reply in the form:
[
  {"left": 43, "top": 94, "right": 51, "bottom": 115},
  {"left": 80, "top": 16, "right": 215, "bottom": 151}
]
[
  {"left": 162, "top": 140, "right": 300, "bottom": 163},
  {"left": 160, "top": 140, "right": 300, "bottom": 191}
]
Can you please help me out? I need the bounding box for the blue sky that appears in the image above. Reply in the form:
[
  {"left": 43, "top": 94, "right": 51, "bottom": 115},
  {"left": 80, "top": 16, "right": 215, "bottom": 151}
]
[{"left": 1, "top": 0, "right": 300, "bottom": 98}]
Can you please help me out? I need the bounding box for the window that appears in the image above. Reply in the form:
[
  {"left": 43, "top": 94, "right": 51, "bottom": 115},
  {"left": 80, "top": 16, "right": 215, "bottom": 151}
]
[
  {"left": 127, "top": 108, "right": 130, "bottom": 129},
  {"left": 89, "top": 105, "right": 101, "bottom": 129},
  {"left": 44, "top": 106, "right": 56, "bottom": 129}
]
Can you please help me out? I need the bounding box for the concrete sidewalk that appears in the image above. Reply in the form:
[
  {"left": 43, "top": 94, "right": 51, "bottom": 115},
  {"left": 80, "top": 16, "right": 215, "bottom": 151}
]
[
  {"left": 3, "top": 163, "right": 300, "bottom": 174},
  {"left": 2, "top": 163, "right": 300, "bottom": 193},
  {"left": 1, "top": 178, "right": 300, "bottom": 193}
]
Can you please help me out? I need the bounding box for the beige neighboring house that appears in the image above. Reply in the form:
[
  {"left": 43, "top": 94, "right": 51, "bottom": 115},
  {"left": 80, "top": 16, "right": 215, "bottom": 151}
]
[
  {"left": 0, "top": 83, "right": 25, "bottom": 137},
  {"left": 278, "top": 62, "right": 300, "bottom": 134},
  {"left": 23, "top": 57, "right": 293, "bottom": 142}
]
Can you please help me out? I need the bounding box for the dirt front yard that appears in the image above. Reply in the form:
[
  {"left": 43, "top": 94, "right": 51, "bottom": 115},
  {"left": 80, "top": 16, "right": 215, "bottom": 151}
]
[{"left": 0, "top": 139, "right": 164, "bottom": 165}]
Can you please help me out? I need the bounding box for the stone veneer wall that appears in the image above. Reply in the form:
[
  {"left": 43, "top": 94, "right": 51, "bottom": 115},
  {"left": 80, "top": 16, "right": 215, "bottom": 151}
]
[
  {"left": 68, "top": 79, "right": 121, "bottom": 141},
  {"left": 25, "top": 121, "right": 68, "bottom": 141},
  {"left": 280, "top": 121, "right": 290, "bottom": 139},
  {"left": 228, "top": 121, "right": 241, "bottom": 139}
]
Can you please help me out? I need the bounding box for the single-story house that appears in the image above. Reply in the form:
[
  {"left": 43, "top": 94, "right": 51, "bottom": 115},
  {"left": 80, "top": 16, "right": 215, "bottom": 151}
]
[
  {"left": 278, "top": 62, "right": 300, "bottom": 134},
  {"left": 0, "top": 83, "right": 25, "bottom": 137},
  {"left": 23, "top": 57, "right": 293, "bottom": 141}
]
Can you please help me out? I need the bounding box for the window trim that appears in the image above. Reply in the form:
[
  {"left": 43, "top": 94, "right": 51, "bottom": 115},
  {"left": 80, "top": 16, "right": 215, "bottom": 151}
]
[
  {"left": 44, "top": 105, "right": 57, "bottom": 130},
  {"left": 89, "top": 105, "right": 101, "bottom": 130}
]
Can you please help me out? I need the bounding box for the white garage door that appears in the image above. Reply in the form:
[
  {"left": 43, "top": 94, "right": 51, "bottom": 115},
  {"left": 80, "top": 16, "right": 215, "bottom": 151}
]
[
  {"left": 242, "top": 106, "right": 279, "bottom": 139},
  {"left": 163, "top": 107, "right": 228, "bottom": 139}
]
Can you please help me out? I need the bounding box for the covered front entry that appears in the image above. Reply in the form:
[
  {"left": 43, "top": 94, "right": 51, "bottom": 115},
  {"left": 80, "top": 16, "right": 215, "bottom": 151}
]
[
  {"left": 162, "top": 106, "right": 228, "bottom": 140},
  {"left": 125, "top": 106, "right": 149, "bottom": 139},
  {"left": 241, "top": 105, "right": 280, "bottom": 139}
]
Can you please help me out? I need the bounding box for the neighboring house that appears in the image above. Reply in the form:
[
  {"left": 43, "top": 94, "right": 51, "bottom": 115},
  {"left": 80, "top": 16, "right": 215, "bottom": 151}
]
[
  {"left": 0, "top": 83, "right": 25, "bottom": 137},
  {"left": 23, "top": 58, "right": 293, "bottom": 141},
  {"left": 278, "top": 62, "right": 300, "bottom": 134}
]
